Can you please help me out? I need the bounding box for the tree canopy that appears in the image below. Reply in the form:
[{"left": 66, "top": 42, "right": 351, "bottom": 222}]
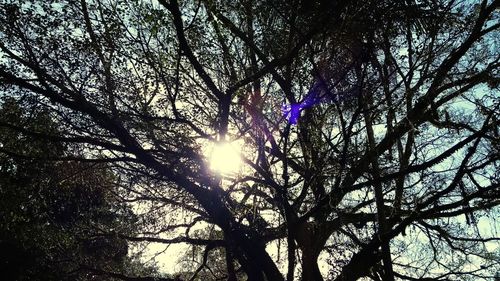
[{"left": 0, "top": 0, "right": 499, "bottom": 280}]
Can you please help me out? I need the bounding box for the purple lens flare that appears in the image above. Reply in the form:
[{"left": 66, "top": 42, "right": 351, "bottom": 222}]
[
  {"left": 281, "top": 84, "right": 356, "bottom": 125},
  {"left": 281, "top": 90, "right": 329, "bottom": 125}
]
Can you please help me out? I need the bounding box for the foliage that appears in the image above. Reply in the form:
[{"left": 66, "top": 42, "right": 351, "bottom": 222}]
[{"left": 0, "top": 99, "right": 154, "bottom": 280}]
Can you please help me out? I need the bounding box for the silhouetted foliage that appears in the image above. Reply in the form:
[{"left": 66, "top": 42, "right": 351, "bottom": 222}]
[{"left": 0, "top": 99, "right": 153, "bottom": 280}]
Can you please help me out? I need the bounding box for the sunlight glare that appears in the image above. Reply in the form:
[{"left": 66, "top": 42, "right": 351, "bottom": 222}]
[{"left": 208, "top": 142, "right": 242, "bottom": 175}]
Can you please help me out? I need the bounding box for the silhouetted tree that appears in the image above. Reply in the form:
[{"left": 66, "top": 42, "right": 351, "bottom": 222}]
[{"left": 0, "top": 0, "right": 498, "bottom": 280}]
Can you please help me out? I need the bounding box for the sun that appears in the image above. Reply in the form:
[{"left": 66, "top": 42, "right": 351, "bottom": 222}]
[{"left": 208, "top": 141, "right": 242, "bottom": 175}]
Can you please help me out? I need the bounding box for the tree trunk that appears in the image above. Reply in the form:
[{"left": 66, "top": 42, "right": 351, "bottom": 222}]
[
  {"left": 301, "top": 248, "right": 323, "bottom": 281},
  {"left": 296, "top": 222, "right": 324, "bottom": 281}
]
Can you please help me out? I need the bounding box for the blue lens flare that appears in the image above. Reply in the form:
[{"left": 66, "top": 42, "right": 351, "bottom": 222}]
[
  {"left": 281, "top": 103, "right": 302, "bottom": 125},
  {"left": 281, "top": 89, "right": 328, "bottom": 125},
  {"left": 281, "top": 84, "right": 354, "bottom": 125}
]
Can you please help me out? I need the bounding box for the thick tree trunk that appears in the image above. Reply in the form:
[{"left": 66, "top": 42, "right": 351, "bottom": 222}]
[
  {"left": 301, "top": 248, "right": 323, "bottom": 281},
  {"left": 296, "top": 222, "right": 325, "bottom": 281}
]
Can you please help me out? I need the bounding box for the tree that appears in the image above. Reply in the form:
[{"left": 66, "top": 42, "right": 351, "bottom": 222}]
[
  {"left": 0, "top": 98, "right": 157, "bottom": 280},
  {"left": 0, "top": 0, "right": 499, "bottom": 280}
]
